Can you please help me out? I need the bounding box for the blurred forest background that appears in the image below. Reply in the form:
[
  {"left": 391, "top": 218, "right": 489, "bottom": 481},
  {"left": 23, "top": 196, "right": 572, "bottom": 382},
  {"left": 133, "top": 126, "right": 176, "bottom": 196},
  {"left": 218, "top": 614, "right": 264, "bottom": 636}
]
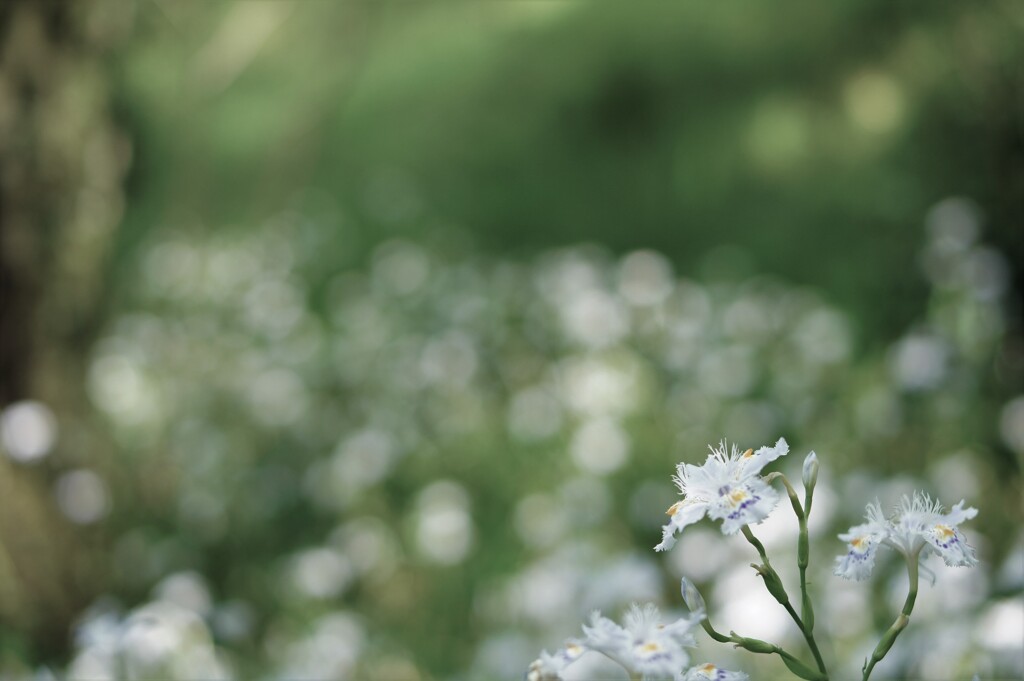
[{"left": 0, "top": 1, "right": 1021, "bottom": 679}]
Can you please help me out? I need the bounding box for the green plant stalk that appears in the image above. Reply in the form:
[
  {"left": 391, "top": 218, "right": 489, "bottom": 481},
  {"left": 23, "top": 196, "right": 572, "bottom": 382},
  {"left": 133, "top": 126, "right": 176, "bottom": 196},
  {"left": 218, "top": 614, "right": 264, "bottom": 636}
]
[
  {"left": 779, "top": 476, "right": 823, "bottom": 666},
  {"left": 741, "top": 522, "right": 827, "bottom": 677},
  {"left": 699, "top": 616, "right": 733, "bottom": 644},
  {"left": 801, "top": 472, "right": 816, "bottom": 629},
  {"left": 803, "top": 473, "right": 815, "bottom": 517},
  {"left": 862, "top": 553, "right": 919, "bottom": 681}
]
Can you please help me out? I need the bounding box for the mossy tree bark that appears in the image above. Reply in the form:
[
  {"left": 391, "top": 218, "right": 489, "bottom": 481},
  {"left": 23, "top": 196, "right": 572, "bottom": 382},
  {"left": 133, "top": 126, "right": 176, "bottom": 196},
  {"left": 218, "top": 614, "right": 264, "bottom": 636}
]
[{"left": 0, "top": 0, "right": 130, "bottom": 664}]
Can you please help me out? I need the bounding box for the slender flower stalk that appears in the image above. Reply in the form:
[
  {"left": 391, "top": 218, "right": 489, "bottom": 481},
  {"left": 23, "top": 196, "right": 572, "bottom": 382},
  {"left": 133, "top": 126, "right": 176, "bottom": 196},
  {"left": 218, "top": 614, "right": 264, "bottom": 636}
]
[
  {"left": 680, "top": 578, "right": 730, "bottom": 644},
  {"left": 799, "top": 452, "right": 819, "bottom": 631},
  {"left": 862, "top": 551, "right": 919, "bottom": 681},
  {"left": 768, "top": 467, "right": 825, "bottom": 674}
]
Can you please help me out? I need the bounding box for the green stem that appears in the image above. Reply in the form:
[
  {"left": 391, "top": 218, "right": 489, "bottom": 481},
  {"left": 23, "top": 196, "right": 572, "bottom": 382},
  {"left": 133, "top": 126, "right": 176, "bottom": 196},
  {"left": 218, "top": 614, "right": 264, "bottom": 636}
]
[
  {"left": 727, "top": 632, "right": 826, "bottom": 681},
  {"left": 742, "top": 521, "right": 828, "bottom": 678},
  {"left": 782, "top": 476, "right": 825, "bottom": 674},
  {"left": 862, "top": 554, "right": 919, "bottom": 681}
]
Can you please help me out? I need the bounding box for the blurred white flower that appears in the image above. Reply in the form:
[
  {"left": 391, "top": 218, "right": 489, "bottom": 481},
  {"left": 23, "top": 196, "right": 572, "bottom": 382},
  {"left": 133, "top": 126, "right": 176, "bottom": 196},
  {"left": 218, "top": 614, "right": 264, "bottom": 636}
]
[
  {"left": 0, "top": 400, "right": 58, "bottom": 463},
  {"left": 68, "top": 601, "right": 230, "bottom": 681},
  {"left": 508, "top": 387, "right": 564, "bottom": 442},
  {"left": 560, "top": 289, "right": 629, "bottom": 349},
  {"left": 581, "top": 603, "right": 702, "bottom": 680},
  {"left": 682, "top": 663, "right": 749, "bottom": 681},
  {"left": 570, "top": 417, "right": 630, "bottom": 475},
  {"left": 618, "top": 250, "right": 674, "bottom": 307},
  {"left": 889, "top": 334, "right": 949, "bottom": 392},
  {"left": 526, "top": 642, "right": 585, "bottom": 681},
  {"left": 414, "top": 480, "right": 474, "bottom": 565},
  {"left": 154, "top": 571, "right": 212, "bottom": 617},
  {"left": 277, "top": 612, "right": 364, "bottom": 680},
  {"left": 835, "top": 492, "right": 978, "bottom": 581},
  {"left": 656, "top": 438, "right": 789, "bottom": 551},
  {"left": 999, "top": 396, "right": 1024, "bottom": 455},
  {"left": 289, "top": 547, "right": 353, "bottom": 600},
  {"left": 55, "top": 470, "right": 111, "bottom": 525}
]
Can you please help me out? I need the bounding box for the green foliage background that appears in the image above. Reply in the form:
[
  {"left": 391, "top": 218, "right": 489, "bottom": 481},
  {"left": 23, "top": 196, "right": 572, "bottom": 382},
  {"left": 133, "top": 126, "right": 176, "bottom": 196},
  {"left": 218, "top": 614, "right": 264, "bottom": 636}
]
[{"left": 0, "top": 1, "right": 1021, "bottom": 679}]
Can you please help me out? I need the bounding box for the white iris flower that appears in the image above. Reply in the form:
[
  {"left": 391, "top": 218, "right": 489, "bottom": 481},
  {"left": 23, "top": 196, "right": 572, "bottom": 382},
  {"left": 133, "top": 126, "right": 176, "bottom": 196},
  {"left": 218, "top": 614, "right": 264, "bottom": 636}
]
[
  {"left": 834, "top": 491, "right": 979, "bottom": 581},
  {"left": 581, "top": 603, "right": 702, "bottom": 680},
  {"left": 528, "top": 603, "right": 746, "bottom": 681},
  {"left": 655, "top": 438, "right": 790, "bottom": 551},
  {"left": 526, "top": 642, "right": 585, "bottom": 681},
  {"left": 681, "top": 662, "right": 750, "bottom": 681}
]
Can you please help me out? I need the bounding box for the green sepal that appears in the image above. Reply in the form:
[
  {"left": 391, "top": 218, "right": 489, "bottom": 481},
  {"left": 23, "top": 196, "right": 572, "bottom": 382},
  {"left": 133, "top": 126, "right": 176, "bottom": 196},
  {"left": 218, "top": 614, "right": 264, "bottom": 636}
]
[
  {"left": 779, "top": 650, "right": 828, "bottom": 681},
  {"left": 753, "top": 564, "right": 790, "bottom": 605},
  {"left": 802, "top": 590, "right": 815, "bottom": 631}
]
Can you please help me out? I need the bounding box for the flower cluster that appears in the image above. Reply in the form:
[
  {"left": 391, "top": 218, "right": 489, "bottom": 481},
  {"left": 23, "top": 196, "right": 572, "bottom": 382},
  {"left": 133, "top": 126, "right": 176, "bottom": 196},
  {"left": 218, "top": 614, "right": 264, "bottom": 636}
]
[
  {"left": 834, "top": 491, "right": 979, "bottom": 581},
  {"left": 531, "top": 436, "right": 984, "bottom": 681}
]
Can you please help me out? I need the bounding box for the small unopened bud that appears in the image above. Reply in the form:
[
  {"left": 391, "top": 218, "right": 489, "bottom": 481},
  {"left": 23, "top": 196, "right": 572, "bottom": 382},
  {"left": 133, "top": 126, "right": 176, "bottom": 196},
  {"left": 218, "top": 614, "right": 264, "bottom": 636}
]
[
  {"left": 798, "top": 531, "right": 810, "bottom": 569},
  {"left": 731, "top": 633, "right": 777, "bottom": 654},
  {"left": 802, "top": 451, "right": 819, "bottom": 490},
  {"left": 680, "top": 577, "right": 706, "bottom": 613},
  {"left": 752, "top": 564, "right": 790, "bottom": 605}
]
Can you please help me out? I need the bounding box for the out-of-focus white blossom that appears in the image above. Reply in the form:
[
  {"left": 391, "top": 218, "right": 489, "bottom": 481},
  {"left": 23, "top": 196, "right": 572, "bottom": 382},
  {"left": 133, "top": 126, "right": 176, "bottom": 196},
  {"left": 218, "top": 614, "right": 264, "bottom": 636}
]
[
  {"left": 67, "top": 600, "right": 230, "bottom": 681},
  {"left": 581, "top": 603, "right": 702, "bottom": 679},
  {"left": 526, "top": 642, "right": 585, "bottom": 681}
]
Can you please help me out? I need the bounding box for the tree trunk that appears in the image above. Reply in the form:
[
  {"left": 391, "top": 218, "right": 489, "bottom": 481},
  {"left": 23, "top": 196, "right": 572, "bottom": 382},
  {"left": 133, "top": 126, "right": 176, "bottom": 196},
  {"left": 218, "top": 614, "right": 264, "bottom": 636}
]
[{"left": 0, "top": 0, "right": 130, "bottom": 664}]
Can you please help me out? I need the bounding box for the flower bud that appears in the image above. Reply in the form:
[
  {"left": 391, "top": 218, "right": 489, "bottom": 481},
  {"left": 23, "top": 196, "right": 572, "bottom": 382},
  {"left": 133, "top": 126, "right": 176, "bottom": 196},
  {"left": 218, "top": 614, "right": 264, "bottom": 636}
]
[
  {"left": 731, "top": 634, "right": 777, "bottom": 655},
  {"left": 680, "top": 577, "right": 706, "bottom": 613},
  {"left": 750, "top": 563, "right": 790, "bottom": 604},
  {"left": 802, "top": 451, "right": 819, "bottom": 490}
]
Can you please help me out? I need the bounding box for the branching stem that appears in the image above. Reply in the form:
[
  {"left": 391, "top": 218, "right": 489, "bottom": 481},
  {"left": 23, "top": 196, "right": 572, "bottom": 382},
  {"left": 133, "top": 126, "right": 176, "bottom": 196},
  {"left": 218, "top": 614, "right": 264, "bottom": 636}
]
[{"left": 741, "top": 523, "right": 827, "bottom": 678}]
